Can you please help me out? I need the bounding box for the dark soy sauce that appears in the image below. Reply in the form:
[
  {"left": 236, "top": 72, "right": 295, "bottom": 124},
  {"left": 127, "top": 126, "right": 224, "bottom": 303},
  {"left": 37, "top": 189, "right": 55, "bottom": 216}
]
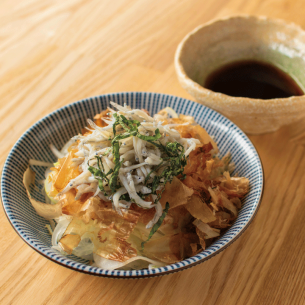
[{"left": 204, "top": 60, "right": 304, "bottom": 99}]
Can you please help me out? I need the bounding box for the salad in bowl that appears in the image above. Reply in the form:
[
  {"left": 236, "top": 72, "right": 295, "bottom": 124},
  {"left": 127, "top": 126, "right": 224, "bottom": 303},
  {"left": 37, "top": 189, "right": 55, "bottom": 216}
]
[{"left": 23, "top": 102, "right": 249, "bottom": 271}]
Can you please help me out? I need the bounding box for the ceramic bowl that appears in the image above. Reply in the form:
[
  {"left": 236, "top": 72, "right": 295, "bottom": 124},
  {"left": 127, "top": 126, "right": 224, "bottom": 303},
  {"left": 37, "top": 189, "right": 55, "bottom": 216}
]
[
  {"left": 175, "top": 15, "right": 305, "bottom": 134},
  {"left": 1, "top": 92, "right": 263, "bottom": 278}
]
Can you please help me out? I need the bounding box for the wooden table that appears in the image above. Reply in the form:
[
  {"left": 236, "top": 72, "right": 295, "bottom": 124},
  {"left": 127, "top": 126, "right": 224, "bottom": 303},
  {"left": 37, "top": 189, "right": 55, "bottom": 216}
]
[{"left": 1, "top": 0, "right": 305, "bottom": 304}]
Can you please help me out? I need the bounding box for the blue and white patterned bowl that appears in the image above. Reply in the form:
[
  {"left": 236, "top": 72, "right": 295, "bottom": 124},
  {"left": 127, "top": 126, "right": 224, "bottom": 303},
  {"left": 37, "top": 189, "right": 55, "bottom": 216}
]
[{"left": 1, "top": 92, "right": 263, "bottom": 279}]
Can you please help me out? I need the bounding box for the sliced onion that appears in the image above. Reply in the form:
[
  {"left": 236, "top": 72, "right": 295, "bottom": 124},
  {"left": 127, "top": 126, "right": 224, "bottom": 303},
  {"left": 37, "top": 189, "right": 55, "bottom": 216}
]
[
  {"left": 29, "top": 159, "right": 53, "bottom": 167},
  {"left": 60, "top": 138, "right": 77, "bottom": 155},
  {"left": 50, "top": 144, "right": 64, "bottom": 159},
  {"left": 92, "top": 253, "right": 166, "bottom": 270},
  {"left": 52, "top": 215, "right": 72, "bottom": 247},
  {"left": 72, "top": 234, "right": 95, "bottom": 260},
  {"left": 23, "top": 167, "right": 62, "bottom": 219},
  {"left": 44, "top": 172, "right": 58, "bottom": 204}
]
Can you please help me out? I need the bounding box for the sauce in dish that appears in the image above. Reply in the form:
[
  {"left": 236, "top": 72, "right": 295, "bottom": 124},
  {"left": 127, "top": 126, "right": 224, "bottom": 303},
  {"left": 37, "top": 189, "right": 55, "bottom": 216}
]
[{"left": 205, "top": 60, "right": 304, "bottom": 99}]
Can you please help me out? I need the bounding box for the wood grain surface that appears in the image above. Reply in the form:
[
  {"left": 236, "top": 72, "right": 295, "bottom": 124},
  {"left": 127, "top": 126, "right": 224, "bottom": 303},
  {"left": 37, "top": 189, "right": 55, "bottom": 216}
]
[{"left": 1, "top": 0, "right": 305, "bottom": 304}]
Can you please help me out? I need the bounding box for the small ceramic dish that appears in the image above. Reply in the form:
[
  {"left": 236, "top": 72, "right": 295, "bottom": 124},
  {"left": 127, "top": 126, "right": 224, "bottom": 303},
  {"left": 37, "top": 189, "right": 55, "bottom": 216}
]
[
  {"left": 175, "top": 15, "right": 305, "bottom": 134},
  {"left": 1, "top": 92, "right": 263, "bottom": 278}
]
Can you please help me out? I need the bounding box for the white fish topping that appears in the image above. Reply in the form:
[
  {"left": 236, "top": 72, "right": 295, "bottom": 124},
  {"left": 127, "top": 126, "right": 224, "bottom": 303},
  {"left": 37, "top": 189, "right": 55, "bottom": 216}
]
[{"left": 55, "top": 102, "right": 201, "bottom": 218}]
